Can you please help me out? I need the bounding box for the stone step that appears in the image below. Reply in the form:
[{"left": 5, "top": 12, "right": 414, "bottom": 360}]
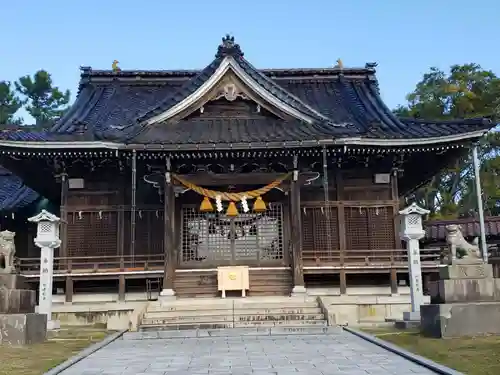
[
  {"left": 144, "top": 307, "right": 323, "bottom": 318},
  {"left": 238, "top": 319, "right": 327, "bottom": 327},
  {"left": 139, "top": 319, "right": 327, "bottom": 331},
  {"left": 148, "top": 301, "right": 319, "bottom": 312},
  {"left": 142, "top": 313, "right": 325, "bottom": 325},
  {"left": 128, "top": 326, "right": 340, "bottom": 339}
]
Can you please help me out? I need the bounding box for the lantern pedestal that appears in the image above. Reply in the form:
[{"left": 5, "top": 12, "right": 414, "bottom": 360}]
[
  {"left": 398, "top": 203, "right": 430, "bottom": 325},
  {"left": 0, "top": 274, "right": 47, "bottom": 345},
  {"left": 28, "top": 210, "right": 62, "bottom": 331},
  {"left": 38, "top": 246, "right": 60, "bottom": 330},
  {"left": 421, "top": 260, "right": 500, "bottom": 338}
]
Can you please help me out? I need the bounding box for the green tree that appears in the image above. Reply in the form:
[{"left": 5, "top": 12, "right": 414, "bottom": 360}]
[
  {"left": 396, "top": 63, "right": 500, "bottom": 218},
  {"left": 15, "top": 70, "right": 70, "bottom": 126},
  {"left": 0, "top": 81, "right": 23, "bottom": 124}
]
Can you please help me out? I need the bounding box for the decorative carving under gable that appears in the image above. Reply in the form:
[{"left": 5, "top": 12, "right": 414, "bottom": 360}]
[
  {"left": 214, "top": 82, "right": 249, "bottom": 102},
  {"left": 202, "top": 77, "right": 282, "bottom": 120},
  {"left": 0, "top": 230, "right": 16, "bottom": 274}
]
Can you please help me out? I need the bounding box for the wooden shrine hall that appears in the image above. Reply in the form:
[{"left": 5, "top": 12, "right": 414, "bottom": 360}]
[{"left": 0, "top": 35, "right": 494, "bottom": 300}]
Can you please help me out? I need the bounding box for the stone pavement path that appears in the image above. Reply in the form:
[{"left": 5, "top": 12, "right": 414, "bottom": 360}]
[{"left": 59, "top": 330, "right": 436, "bottom": 375}]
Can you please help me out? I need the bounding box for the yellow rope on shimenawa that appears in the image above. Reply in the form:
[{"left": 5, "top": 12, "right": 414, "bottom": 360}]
[{"left": 172, "top": 172, "right": 292, "bottom": 215}]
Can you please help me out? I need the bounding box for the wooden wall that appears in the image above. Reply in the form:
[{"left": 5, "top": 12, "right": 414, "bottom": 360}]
[
  {"left": 60, "top": 166, "right": 400, "bottom": 268},
  {"left": 300, "top": 169, "right": 400, "bottom": 266},
  {"left": 174, "top": 269, "right": 292, "bottom": 298}
]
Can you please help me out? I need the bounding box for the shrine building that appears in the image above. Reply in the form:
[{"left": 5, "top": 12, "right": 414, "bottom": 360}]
[{"left": 0, "top": 35, "right": 494, "bottom": 301}]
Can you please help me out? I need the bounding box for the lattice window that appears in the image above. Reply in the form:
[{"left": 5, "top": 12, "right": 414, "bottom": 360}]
[
  {"left": 345, "top": 206, "right": 395, "bottom": 251},
  {"left": 345, "top": 207, "right": 369, "bottom": 250},
  {"left": 67, "top": 212, "right": 118, "bottom": 257},
  {"left": 181, "top": 203, "right": 284, "bottom": 265},
  {"left": 134, "top": 210, "right": 164, "bottom": 256},
  {"left": 367, "top": 206, "right": 395, "bottom": 250},
  {"left": 301, "top": 206, "right": 339, "bottom": 263},
  {"left": 67, "top": 213, "right": 90, "bottom": 257}
]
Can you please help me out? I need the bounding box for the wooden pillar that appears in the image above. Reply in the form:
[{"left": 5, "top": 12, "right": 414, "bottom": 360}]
[
  {"left": 391, "top": 168, "right": 400, "bottom": 295},
  {"left": 118, "top": 275, "right": 126, "bottom": 301},
  {"left": 64, "top": 259, "right": 73, "bottom": 303},
  {"left": 59, "top": 173, "right": 69, "bottom": 265},
  {"left": 65, "top": 277, "right": 73, "bottom": 303},
  {"left": 336, "top": 170, "right": 347, "bottom": 294},
  {"left": 391, "top": 168, "right": 401, "bottom": 247},
  {"left": 161, "top": 158, "right": 176, "bottom": 296},
  {"left": 290, "top": 156, "right": 305, "bottom": 294},
  {"left": 118, "top": 256, "right": 126, "bottom": 301},
  {"left": 390, "top": 268, "right": 398, "bottom": 295},
  {"left": 130, "top": 150, "right": 137, "bottom": 260},
  {"left": 117, "top": 172, "right": 126, "bottom": 258}
]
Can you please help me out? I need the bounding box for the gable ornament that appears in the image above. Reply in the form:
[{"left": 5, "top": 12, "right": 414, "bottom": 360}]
[{"left": 214, "top": 83, "right": 249, "bottom": 102}]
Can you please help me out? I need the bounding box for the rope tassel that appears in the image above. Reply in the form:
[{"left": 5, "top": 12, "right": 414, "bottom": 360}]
[
  {"left": 253, "top": 196, "right": 266, "bottom": 212},
  {"left": 226, "top": 202, "right": 239, "bottom": 216},
  {"left": 172, "top": 173, "right": 291, "bottom": 201},
  {"left": 172, "top": 173, "right": 292, "bottom": 217},
  {"left": 200, "top": 196, "right": 214, "bottom": 212}
]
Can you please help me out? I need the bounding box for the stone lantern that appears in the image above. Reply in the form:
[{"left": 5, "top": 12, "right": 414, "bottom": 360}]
[
  {"left": 28, "top": 210, "right": 61, "bottom": 330},
  {"left": 399, "top": 202, "right": 430, "bottom": 321}
]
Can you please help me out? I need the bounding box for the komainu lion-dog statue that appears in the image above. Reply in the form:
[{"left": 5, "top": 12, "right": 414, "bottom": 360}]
[
  {"left": 445, "top": 224, "right": 481, "bottom": 263},
  {"left": 0, "top": 230, "right": 16, "bottom": 273}
]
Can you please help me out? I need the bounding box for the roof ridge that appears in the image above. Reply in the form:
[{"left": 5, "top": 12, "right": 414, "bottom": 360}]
[
  {"left": 400, "top": 117, "right": 491, "bottom": 125},
  {"left": 83, "top": 67, "right": 375, "bottom": 76},
  {"left": 133, "top": 35, "right": 343, "bottom": 126}
]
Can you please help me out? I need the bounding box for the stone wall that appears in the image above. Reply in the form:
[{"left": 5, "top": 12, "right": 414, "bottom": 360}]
[{"left": 318, "top": 295, "right": 431, "bottom": 326}]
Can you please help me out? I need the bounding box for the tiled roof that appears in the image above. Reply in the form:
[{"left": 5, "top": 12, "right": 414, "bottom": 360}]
[
  {"left": 2, "top": 35, "right": 493, "bottom": 147},
  {"left": 0, "top": 166, "right": 39, "bottom": 211},
  {"left": 49, "top": 70, "right": 491, "bottom": 146},
  {"left": 425, "top": 216, "right": 500, "bottom": 242},
  {"left": 0, "top": 128, "right": 51, "bottom": 141},
  {"left": 130, "top": 118, "right": 353, "bottom": 145}
]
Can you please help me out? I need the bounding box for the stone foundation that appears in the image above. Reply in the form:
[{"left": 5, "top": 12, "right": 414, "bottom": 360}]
[
  {"left": 0, "top": 288, "right": 36, "bottom": 314},
  {"left": 421, "top": 302, "right": 500, "bottom": 338},
  {"left": 421, "top": 262, "right": 500, "bottom": 338},
  {"left": 0, "top": 313, "right": 47, "bottom": 345},
  {"left": 318, "top": 295, "right": 429, "bottom": 326},
  {"left": 0, "top": 274, "right": 36, "bottom": 313},
  {"left": 0, "top": 274, "right": 48, "bottom": 344}
]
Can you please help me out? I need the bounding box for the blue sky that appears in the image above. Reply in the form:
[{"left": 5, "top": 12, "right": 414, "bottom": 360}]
[{"left": 2, "top": 0, "right": 498, "bottom": 124}]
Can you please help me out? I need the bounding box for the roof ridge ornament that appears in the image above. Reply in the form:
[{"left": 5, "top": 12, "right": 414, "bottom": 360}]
[{"left": 215, "top": 34, "right": 244, "bottom": 59}]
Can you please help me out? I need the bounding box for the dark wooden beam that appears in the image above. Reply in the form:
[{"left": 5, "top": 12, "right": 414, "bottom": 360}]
[
  {"left": 117, "top": 173, "right": 126, "bottom": 257},
  {"left": 173, "top": 172, "right": 319, "bottom": 187},
  {"left": 118, "top": 275, "right": 126, "bottom": 301},
  {"left": 64, "top": 276, "right": 73, "bottom": 303},
  {"left": 162, "top": 172, "right": 176, "bottom": 291},
  {"left": 130, "top": 151, "right": 137, "bottom": 256},
  {"left": 335, "top": 170, "right": 347, "bottom": 294},
  {"left": 290, "top": 175, "right": 304, "bottom": 288},
  {"left": 59, "top": 174, "right": 69, "bottom": 259}
]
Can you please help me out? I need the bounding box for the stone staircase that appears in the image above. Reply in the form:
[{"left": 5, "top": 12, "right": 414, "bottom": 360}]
[{"left": 139, "top": 296, "right": 327, "bottom": 331}]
